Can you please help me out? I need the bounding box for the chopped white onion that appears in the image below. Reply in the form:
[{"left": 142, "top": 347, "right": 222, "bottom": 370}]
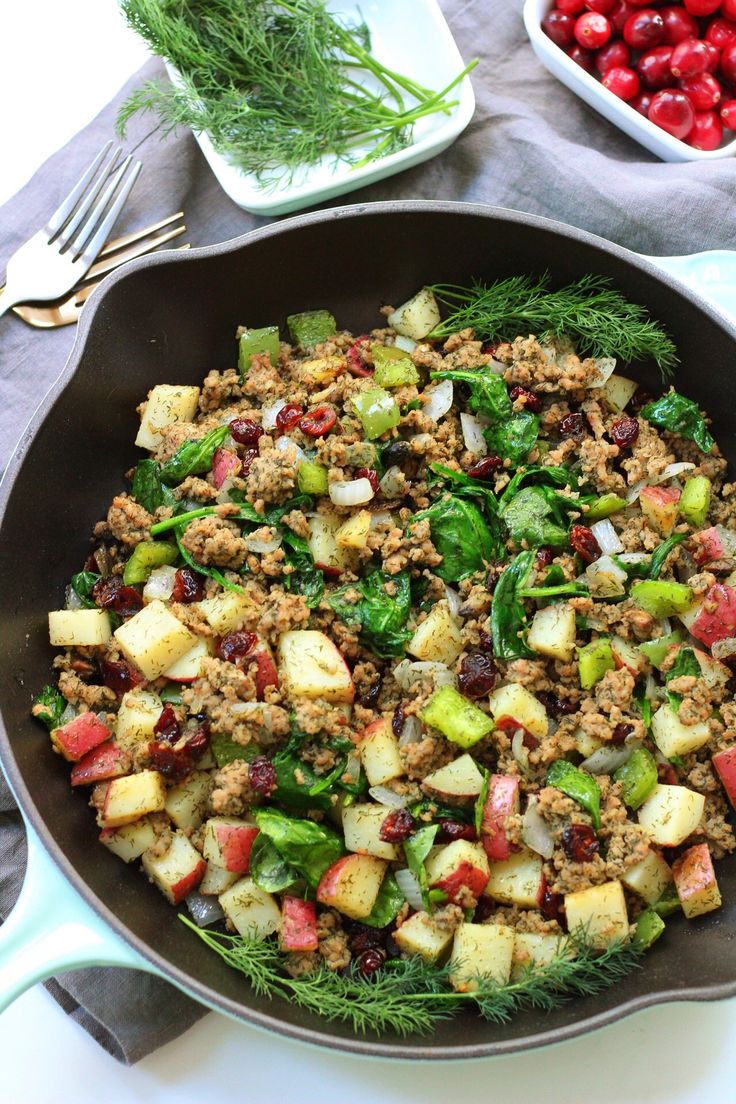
[
  {"left": 368, "top": 785, "right": 410, "bottom": 809},
  {"left": 395, "top": 867, "right": 424, "bottom": 911},
  {"left": 64, "top": 585, "right": 84, "bottom": 611},
  {"left": 344, "top": 751, "right": 361, "bottom": 787},
  {"left": 460, "top": 412, "right": 488, "bottom": 455},
  {"left": 617, "top": 552, "right": 650, "bottom": 565},
  {"left": 487, "top": 357, "right": 506, "bottom": 376},
  {"left": 626, "top": 462, "right": 697, "bottom": 504},
  {"left": 511, "top": 729, "right": 530, "bottom": 774},
  {"left": 216, "top": 475, "right": 238, "bottom": 504},
  {"left": 625, "top": 479, "right": 646, "bottom": 506},
  {"left": 582, "top": 742, "right": 638, "bottom": 775},
  {"left": 185, "top": 891, "right": 225, "bottom": 928},
  {"left": 659, "top": 617, "right": 672, "bottom": 636},
  {"left": 262, "top": 398, "right": 287, "bottom": 430},
  {"left": 394, "top": 334, "right": 417, "bottom": 353},
  {"left": 421, "top": 378, "right": 453, "bottom": 422},
  {"left": 244, "top": 528, "right": 282, "bottom": 554},
  {"left": 645, "top": 673, "right": 660, "bottom": 701},
  {"left": 379, "top": 465, "right": 405, "bottom": 499},
  {"left": 329, "top": 477, "right": 375, "bottom": 507},
  {"left": 585, "top": 554, "right": 628, "bottom": 598},
  {"left": 398, "top": 715, "right": 423, "bottom": 747},
  {"left": 228, "top": 702, "right": 272, "bottom": 737},
  {"left": 713, "top": 637, "right": 736, "bottom": 660},
  {"left": 393, "top": 659, "right": 456, "bottom": 691},
  {"left": 590, "top": 518, "right": 624, "bottom": 556},
  {"left": 409, "top": 433, "right": 434, "bottom": 450},
  {"left": 59, "top": 703, "right": 77, "bottom": 727},
  {"left": 369, "top": 511, "right": 394, "bottom": 530},
  {"left": 275, "top": 435, "right": 305, "bottom": 465},
  {"left": 143, "top": 564, "right": 178, "bottom": 603},
  {"left": 585, "top": 356, "right": 617, "bottom": 388},
  {"left": 444, "top": 585, "right": 462, "bottom": 621},
  {"left": 521, "top": 798, "right": 555, "bottom": 859}
]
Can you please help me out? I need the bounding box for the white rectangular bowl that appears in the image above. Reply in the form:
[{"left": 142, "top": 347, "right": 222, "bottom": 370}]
[
  {"left": 166, "top": 0, "right": 475, "bottom": 216},
  {"left": 523, "top": 0, "right": 736, "bottom": 162}
]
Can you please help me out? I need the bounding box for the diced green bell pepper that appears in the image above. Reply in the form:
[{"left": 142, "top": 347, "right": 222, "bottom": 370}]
[
  {"left": 652, "top": 882, "right": 682, "bottom": 918},
  {"left": 546, "top": 760, "right": 601, "bottom": 830},
  {"left": 122, "top": 541, "right": 178, "bottom": 585},
  {"left": 678, "top": 475, "right": 711, "bottom": 527},
  {"left": 297, "top": 460, "right": 329, "bottom": 495},
  {"left": 421, "top": 686, "right": 495, "bottom": 749},
  {"left": 287, "top": 310, "right": 337, "bottom": 348},
  {"left": 613, "top": 747, "right": 658, "bottom": 810},
  {"left": 585, "top": 493, "right": 628, "bottom": 522},
  {"left": 351, "top": 387, "right": 400, "bottom": 440},
  {"left": 633, "top": 908, "right": 665, "bottom": 950},
  {"left": 638, "top": 629, "right": 684, "bottom": 669},
  {"left": 631, "top": 580, "right": 694, "bottom": 619},
  {"left": 578, "top": 638, "right": 614, "bottom": 690},
  {"left": 238, "top": 326, "right": 280, "bottom": 376},
  {"left": 372, "top": 344, "right": 420, "bottom": 389}
]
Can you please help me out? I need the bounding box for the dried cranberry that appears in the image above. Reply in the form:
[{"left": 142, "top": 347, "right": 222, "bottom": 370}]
[
  {"left": 658, "top": 761, "right": 679, "bottom": 785},
  {"left": 149, "top": 722, "right": 210, "bottom": 780},
  {"left": 380, "top": 809, "right": 415, "bottom": 843},
  {"left": 610, "top": 417, "right": 640, "bottom": 448},
  {"left": 611, "top": 722, "right": 634, "bottom": 745},
  {"left": 467, "top": 455, "right": 503, "bottom": 480},
  {"left": 437, "top": 819, "right": 478, "bottom": 843},
  {"left": 348, "top": 924, "right": 384, "bottom": 955},
  {"left": 239, "top": 448, "right": 259, "bottom": 475},
  {"left": 171, "top": 566, "right": 204, "bottom": 604},
  {"left": 558, "top": 412, "right": 586, "bottom": 441},
  {"left": 276, "top": 403, "right": 304, "bottom": 431},
  {"left": 153, "top": 704, "right": 181, "bottom": 743},
  {"left": 92, "top": 575, "right": 143, "bottom": 618},
  {"left": 355, "top": 948, "right": 385, "bottom": 978},
  {"left": 99, "top": 657, "right": 144, "bottom": 696},
  {"left": 477, "top": 629, "right": 494, "bottom": 652},
  {"left": 357, "top": 679, "right": 382, "bottom": 708},
  {"left": 249, "top": 755, "right": 278, "bottom": 796},
  {"left": 217, "top": 630, "right": 258, "bottom": 665},
  {"left": 354, "top": 467, "right": 380, "bottom": 495},
  {"left": 392, "top": 703, "right": 405, "bottom": 739},
  {"left": 539, "top": 878, "right": 566, "bottom": 925},
  {"left": 537, "top": 692, "right": 577, "bottom": 718},
  {"left": 229, "top": 418, "right": 264, "bottom": 446},
  {"left": 473, "top": 896, "right": 495, "bottom": 923},
  {"left": 299, "top": 405, "right": 337, "bottom": 437},
  {"left": 561, "top": 823, "right": 600, "bottom": 862},
  {"left": 458, "top": 652, "right": 497, "bottom": 698},
  {"left": 536, "top": 547, "right": 554, "bottom": 568},
  {"left": 631, "top": 387, "right": 654, "bottom": 410},
  {"left": 569, "top": 524, "right": 601, "bottom": 564},
  {"left": 346, "top": 336, "right": 374, "bottom": 378},
  {"left": 509, "top": 385, "right": 542, "bottom": 413},
  {"left": 556, "top": 698, "right": 579, "bottom": 716}
]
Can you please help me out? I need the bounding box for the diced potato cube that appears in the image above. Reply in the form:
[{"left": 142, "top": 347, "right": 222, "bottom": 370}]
[
  {"left": 511, "top": 932, "right": 567, "bottom": 981},
  {"left": 621, "top": 849, "right": 673, "bottom": 905},
  {"left": 638, "top": 784, "right": 705, "bottom": 847},
  {"left": 564, "top": 880, "right": 630, "bottom": 948},
  {"left": 48, "top": 608, "right": 112, "bottom": 647},
  {"left": 335, "top": 510, "right": 372, "bottom": 550},
  {"left": 99, "top": 816, "right": 158, "bottom": 863},
  {"left": 359, "top": 718, "right": 404, "bottom": 786},
  {"left": 219, "top": 877, "right": 282, "bottom": 939},
  {"left": 100, "top": 770, "right": 166, "bottom": 829},
  {"left": 135, "top": 384, "right": 200, "bottom": 451},
  {"left": 406, "top": 601, "right": 464, "bottom": 665},
  {"left": 278, "top": 630, "right": 354, "bottom": 703},
  {"left": 449, "top": 923, "right": 515, "bottom": 991},
  {"left": 483, "top": 848, "right": 544, "bottom": 909},
  {"left": 394, "top": 911, "right": 454, "bottom": 963},
  {"left": 198, "top": 591, "right": 255, "bottom": 635},
  {"left": 115, "top": 689, "right": 163, "bottom": 748},
  {"left": 342, "top": 803, "right": 400, "bottom": 861},
  {"left": 387, "top": 288, "right": 441, "bottom": 340},
  {"left": 672, "top": 842, "right": 722, "bottom": 919},
  {"left": 651, "top": 703, "right": 711, "bottom": 758},
  {"left": 164, "top": 770, "right": 212, "bottom": 830},
  {"left": 114, "top": 600, "right": 196, "bottom": 680},
  {"left": 527, "top": 603, "right": 577, "bottom": 662},
  {"left": 142, "top": 830, "right": 206, "bottom": 904}
]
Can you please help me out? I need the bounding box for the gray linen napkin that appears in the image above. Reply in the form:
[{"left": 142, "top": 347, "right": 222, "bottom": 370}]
[{"left": 2, "top": 0, "right": 736, "bottom": 1064}]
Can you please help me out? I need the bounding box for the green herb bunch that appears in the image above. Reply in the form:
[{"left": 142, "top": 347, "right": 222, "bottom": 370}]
[{"left": 118, "top": 0, "right": 476, "bottom": 187}]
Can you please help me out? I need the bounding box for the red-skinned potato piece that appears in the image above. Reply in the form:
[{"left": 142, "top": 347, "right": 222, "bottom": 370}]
[
  {"left": 51, "top": 712, "right": 111, "bottom": 762},
  {"left": 70, "top": 740, "right": 127, "bottom": 786},
  {"left": 316, "top": 853, "right": 386, "bottom": 920},
  {"left": 211, "top": 447, "right": 241, "bottom": 489},
  {"left": 426, "top": 840, "right": 491, "bottom": 903},
  {"left": 251, "top": 642, "right": 280, "bottom": 700},
  {"left": 481, "top": 775, "right": 520, "bottom": 862},
  {"left": 688, "top": 584, "right": 736, "bottom": 648},
  {"left": 281, "top": 896, "right": 319, "bottom": 952},
  {"left": 203, "top": 817, "right": 259, "bottom": 874},
  {"left": 713, "top": 746, "right": 736, "bottom": 808},
  {"left": 672, "top": 842, "right": 721, "bottom": 918}
]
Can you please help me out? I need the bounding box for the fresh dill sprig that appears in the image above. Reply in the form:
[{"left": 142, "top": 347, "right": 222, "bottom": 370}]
[
  {"left": 181, "top": 917, "right": 644, "bottom": 1036},
  {"left": 428, "top": 273, "right": 677, "bottom": 379},
  {"left": 117, "top": 0, "right": 477, "bottom": 189}
]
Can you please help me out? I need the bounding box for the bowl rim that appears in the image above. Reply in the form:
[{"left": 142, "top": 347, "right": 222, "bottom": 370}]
[{"left": 2, "top": 198, "right": 736, "bottom": 1060}]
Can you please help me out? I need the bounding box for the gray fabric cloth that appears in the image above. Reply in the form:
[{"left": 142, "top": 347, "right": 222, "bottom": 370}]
[{"left": 1, "top": 0, "right": 735, "bottom": 1064}]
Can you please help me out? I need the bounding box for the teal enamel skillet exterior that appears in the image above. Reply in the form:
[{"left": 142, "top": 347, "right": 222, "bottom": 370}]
[{"left": 0, "top": 203, "right": 735, "bottom": 1057}]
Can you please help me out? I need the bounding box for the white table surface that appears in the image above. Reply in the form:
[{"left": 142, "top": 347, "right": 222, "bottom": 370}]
[{"left": 1, "top": 2, "right": 735, "bottom": 1100}]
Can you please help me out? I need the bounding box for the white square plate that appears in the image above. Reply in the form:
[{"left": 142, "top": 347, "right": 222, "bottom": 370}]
[
  {"left": 524, "top": 0, "right": 736, "bottom": 163},
  {"left": 166, "top": 0, "right": 475, "bottom": 216}
]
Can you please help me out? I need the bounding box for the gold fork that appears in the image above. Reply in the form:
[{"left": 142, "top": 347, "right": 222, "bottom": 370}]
[{"left": 8, "top": 212, "right": 189, "bottom": 329}]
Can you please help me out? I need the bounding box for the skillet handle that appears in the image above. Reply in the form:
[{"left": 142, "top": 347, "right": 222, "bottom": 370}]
[
  {"left": 0, "top": 819, "right": 156, "bottom": 1015},
  {"left": 639, "top": 250, "right": 736, "bottom": 327}
]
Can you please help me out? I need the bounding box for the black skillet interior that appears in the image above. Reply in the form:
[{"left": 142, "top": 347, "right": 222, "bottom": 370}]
[{"left": 1, "top": 202, "right": 734, "bottom": 1058}]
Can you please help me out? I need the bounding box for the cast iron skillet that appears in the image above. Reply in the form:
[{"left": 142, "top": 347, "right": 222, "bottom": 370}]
[{"left": 1, "top": 201, "right": 735, "bottom": 1058}]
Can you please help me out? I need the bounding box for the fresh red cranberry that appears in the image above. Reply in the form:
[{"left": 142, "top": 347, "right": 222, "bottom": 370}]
[
  {"left": 299, "top": 405, "right": 337, "bottom": 437},
  {"left": 558, "top": 0, "right": 586, "bottom": 11},
  {"left": 683, "top": 0, "right": 722, "bottom": 14},
  {"left": 392, "top": 703, "right": 405, "bottom": 739},
  {"left": 687, "top": 108, "right": 724, "bottom": 147},
  {"left": 612, "top": 722, "right": 634, "bottom": 744},
  {"left": 610, "top": 0, "right": 637, "bottom": 32},
  {"left": 99, "top": 657, "right": 144, "bottom": 695},
  {"left": 596, "top": 39, "right": 632, "bottom": 73},
  {"left": 575, "top": 11, "right": 612, "bottom": 47},
  {"left": 679, "top": 72, "right": 722, "bottom": 109},
  {"left": 705, "top": 17, "right": 736, "bottom": 48},
  {"left": 659, "top": 4, "right": 699, "bottom": 44},
  {"left": 631, "top": 89, "right": 655, "bottom": 114},
  {"left": 249, "top": 755, "right": 278, "bottom": 796},
  {"left": 561, "top": 823, "right": 600, "bottom": 862},
  {"left": 154, "top": 704, "right": 181, "bottom": 743},
  {"left": 171, "top": 566, "right": 204, "bottom": 604},
  {"left": 458, "top": 652, "right": 497, "bottom": 698},
  {"left": 603, "top": 65, "right": 641, "bottom": 98},
  {"left": 467, "top": 455, "right": 503, "bottom": 479},
  {"left": 570, "top": 524, "right": 601, "bottom": 563},
  {"left": 724, "top": 0, "right": 736, "bottom": 17},
  {"left": 380, "top": 809, "right": 415, "bottom": 843},
  {"left": 637, "top": 45, "right": 675, "bottom": 88},
  {"left": 648, "top": 88, "right": 696, "bottom": 138},
  {"left": 558, "top": 411, "right": 586, "bottom": 440},
  {"left": 509, "top": 385, "right": 542, "bottom": 413},
  {"left": 704, "top": 40, "right": 721, "bottom": 71},
  {"left": 721, "top": 39, "right": 736, "bottom": 80},
  {"left": 721, "top": 97, "right": 736, "bottom": 127},
  {"left": 217, "top": 630, "right": 258, "bottom": 664},
  {"left": 437, "top": 819, "right": 478, "bottom": 843},
  {"left": 355, "top": 948, "right": 385, "bottom": 978},
  {"left": 275, "top": 403, "right": 304, "bottom": 431},
  {"left": 346, "top": 337, "right": 374, "bottom": 378},
  {"left": 567, "top": 43, "right": 596, "bottom": 70},
  {"left": 587, "top": 0, "right": 616, "bottom": 10},
  {"left": 670, "top": 37, "right": 710, "bottom": 78},
  {"left": 229, "top": 418, "right": 263, "bottom": 446},
  {"left": 91, "top": 576, "right": 143, "bottom": 618},
  {"left": 536, "top": 546, "right": 554, "bottom": 568},
  {"left": 610, "top": 416, "right": 640, "bottom": 447},
  {"left": 355, "top": 467, "right": 380, "bottom": 493},
  {"left": 624, "top": 9, "right": 665, "bottom": 50},
  {"left": 543, "top": 9, "right": 577, "bottom": 46},
  {"left": 149, "top": 722, "right": 210, "bottom": 780}
]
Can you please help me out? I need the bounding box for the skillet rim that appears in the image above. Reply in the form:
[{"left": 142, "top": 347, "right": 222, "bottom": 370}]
[{"left": 1, "top": 198, "right": 735, "bottom": 1059}]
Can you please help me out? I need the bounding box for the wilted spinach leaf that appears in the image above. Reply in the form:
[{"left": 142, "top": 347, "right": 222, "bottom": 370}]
[
  {"left": 361, "top": 871, "right": 405, "bottom": 928},
  {"left": 500, "top": 486, "right": 569, "bottom": 547},
  {"left": 491, "top": 550, "right": 535, "bottom": 661},
  {"left": 329, "top": 569, "right": 412, "bottom": 658},
  {"left": 249, "top": 833, "right": 299, "bottom": 893},
  {"left": 253, "top": 809, "right": 344, "bottom": 889},
  {"left": 665, "top": 646, "right": 701, "bottom": 712},
  {"left": 403, "top": 824, "right": 439, "bottom": 911},
  {"left": 69, "top": 571, "right": 101, "bottom": 609},
  {"left": 132, "top": 458, "right": 176, "bottom": 513},
  {"left": 431, "top": 368, "right": 538, "bottom": 464},
  {"left": 641, "top": 391, "right": 715, "bottom": 454},
  {"left": 210, "top": 732, "right": 260, "bottom": 767},
  {"left": 31, "top": 685, "right": 66, "bottom": 732},
  {"left": 547, "top": 760, "right": 601, "bottom": 830},
  {"left": 413, "top": 494, "right": 495, "bottom": 582},
  {"left": 281, "top": 530, "right": 324, "bottom": 609},
  {"left": 159, "top": 425, "right": 230, "bottom": 485}
]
